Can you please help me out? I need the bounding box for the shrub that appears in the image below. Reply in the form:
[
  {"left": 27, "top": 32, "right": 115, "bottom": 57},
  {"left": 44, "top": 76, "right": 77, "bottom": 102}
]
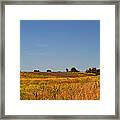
[
  {"left": 96, "top": 69, "right": 100, "bottom": 75},
  {"left": 33, "top": 70, "right": 39, "bottom": 72},
  {"left": 47, "top": 70, "right": 52, "bottom": 72},
  {"left": 71, "top": 67, "right": 79, "bottom": 72}
]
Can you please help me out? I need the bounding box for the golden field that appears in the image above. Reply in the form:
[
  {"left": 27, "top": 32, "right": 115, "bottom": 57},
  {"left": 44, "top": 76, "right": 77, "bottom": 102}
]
[{"left": 20, "top": 72, "right": 100, "bottom": 100}]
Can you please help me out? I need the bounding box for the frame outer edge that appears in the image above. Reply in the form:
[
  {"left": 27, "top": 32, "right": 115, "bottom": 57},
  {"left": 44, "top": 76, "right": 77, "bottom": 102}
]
[
  {"left": 0, "top": 0, "right": 120, "bottom": 120},
  {"left": 115, "top": 2, "right": 120, "bottom": 119},
  {"left": 0, "top": 0, "right": 119, "bottom": 5},
  {"left": 1, "top": 1, "right": 5, "bottom": 119},
  {"left": 118, "top": 1, "right": 120, "bottom": 120},
  {"left": 0, "top": 1, "right": 1, "bottom": 119}
]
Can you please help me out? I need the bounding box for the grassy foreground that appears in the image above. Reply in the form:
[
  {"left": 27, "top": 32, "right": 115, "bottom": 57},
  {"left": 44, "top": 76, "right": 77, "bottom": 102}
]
[{"left": 20, "top": 72, "right": 100, "bottom": 100}]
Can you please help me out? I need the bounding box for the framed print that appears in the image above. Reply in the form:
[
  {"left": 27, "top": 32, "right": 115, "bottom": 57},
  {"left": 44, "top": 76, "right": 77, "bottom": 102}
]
[{"left": 0, "top": 0, "right": 119, "bottom": 119}]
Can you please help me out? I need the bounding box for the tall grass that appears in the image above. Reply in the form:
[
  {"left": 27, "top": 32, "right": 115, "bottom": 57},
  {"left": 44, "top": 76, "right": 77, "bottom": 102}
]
[{"left": 20, "top": 73, "right": 100, "bottom": 100}]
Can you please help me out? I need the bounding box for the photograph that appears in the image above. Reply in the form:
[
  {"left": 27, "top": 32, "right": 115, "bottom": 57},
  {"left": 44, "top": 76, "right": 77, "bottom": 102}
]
[{"left": 20, "top": 20, "right": 100, "bottom": 100}]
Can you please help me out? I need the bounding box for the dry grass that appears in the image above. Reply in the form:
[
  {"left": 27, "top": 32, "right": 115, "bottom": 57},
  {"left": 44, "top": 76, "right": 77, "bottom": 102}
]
[{"left": 20, "top": 72, "right": 100, "bottom": 100}]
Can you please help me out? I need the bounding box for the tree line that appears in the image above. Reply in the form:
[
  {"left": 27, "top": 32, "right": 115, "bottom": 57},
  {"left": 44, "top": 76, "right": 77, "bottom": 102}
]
[{"left": 33, "top": 67, "right": 100, "bottom": 75}]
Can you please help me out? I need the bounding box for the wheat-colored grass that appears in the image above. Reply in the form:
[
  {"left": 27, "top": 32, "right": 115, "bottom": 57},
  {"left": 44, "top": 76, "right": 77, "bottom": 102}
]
[{"left": 20, "top": 72, "right": 100, "bottom": 100}]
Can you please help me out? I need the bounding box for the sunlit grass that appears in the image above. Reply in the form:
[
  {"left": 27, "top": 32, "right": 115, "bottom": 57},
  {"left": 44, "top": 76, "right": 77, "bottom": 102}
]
[{"left": 20, "top": 72, "right": 100, "bottom": 100}]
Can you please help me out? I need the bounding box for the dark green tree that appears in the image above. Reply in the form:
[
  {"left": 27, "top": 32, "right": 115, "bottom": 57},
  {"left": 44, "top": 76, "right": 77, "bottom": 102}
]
[
  {"left": 92, "top": 68, "right": 97, "bottom": 73},
  {"left": 66, "top": 68, "right": 69, "bottom": 72},
  {"left": 34, "top": 70, "right": 39, "bottom": 72},
  {"left": 47, "top": 70, "right": 52, "bottom": 72},
  {"left": 88, "top": 68, "right": 92, "bottom": 73},
  {"left": 96, "top": 69, "right": 100, "bottom": 75}
]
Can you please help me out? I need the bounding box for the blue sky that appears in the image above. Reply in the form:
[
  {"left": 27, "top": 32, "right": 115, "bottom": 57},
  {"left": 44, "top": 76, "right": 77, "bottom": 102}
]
[{"left": 20, "top": 20, "right": 100, "bottom": 72}]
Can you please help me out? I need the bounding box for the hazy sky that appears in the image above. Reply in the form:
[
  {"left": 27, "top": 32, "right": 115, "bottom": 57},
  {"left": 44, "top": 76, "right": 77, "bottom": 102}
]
[{"left": 20, "top": 20, "right": 100, "bottom": 72}]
